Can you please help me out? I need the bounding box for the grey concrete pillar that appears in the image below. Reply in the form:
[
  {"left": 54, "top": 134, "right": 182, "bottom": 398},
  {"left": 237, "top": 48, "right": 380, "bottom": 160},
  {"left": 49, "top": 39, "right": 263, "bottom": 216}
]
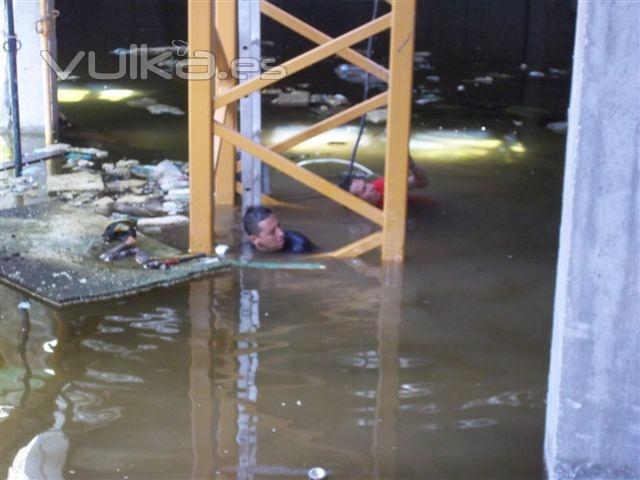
[
  {"left": 1, "top": 0, "right": 54, "bottom": 147},
  {"left": 545, "top": 2, "right": 640, "bottom": 479}
]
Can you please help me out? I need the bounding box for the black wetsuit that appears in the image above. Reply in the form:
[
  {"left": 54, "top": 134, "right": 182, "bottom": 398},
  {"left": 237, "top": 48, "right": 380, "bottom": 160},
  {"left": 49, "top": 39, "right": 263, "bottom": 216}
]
[{"left": 282, "top": 230, "right": 316, "bottom": 254}]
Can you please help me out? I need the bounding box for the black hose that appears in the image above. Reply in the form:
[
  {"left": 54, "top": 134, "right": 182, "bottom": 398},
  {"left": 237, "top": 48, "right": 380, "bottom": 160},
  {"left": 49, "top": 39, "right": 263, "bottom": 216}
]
[{"left": 346, "top": 0, "right": 380, "bottom": 181}]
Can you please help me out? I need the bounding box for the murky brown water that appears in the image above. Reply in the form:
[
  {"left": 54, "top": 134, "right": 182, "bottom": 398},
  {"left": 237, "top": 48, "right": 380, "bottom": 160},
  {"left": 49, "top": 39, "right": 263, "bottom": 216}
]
[{"left": 1, "top": 36, "right": 568, "bottom": 478}]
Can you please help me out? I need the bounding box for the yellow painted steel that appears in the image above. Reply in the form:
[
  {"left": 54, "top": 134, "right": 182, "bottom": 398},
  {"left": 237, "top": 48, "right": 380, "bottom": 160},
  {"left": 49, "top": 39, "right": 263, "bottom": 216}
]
[
  {"left": 188, "top": 0, "right": 416, "bottom": 261},
  {"left": 188, "top": 0, "right": 215, "bottom": 253},
  {"left": 213, "top": 13, "right": 391, "bottom": 110},
  {"left": 382, "top": 0, "right": 416, "bottom": 262},
  {"left": 214, "top": 0, "right": 238, "bottom": 206},
  {"left": 215, "top": 121, "right": 384, "bottom": 226},
  {"left": 260, "top": 0, "right": 389, "bottom": 82},
  {"left": 320, "top": 231, "right": 383, "bottom": 258},
  {"left": 271, "top": 92, "right": 388, "bottom": 153}
]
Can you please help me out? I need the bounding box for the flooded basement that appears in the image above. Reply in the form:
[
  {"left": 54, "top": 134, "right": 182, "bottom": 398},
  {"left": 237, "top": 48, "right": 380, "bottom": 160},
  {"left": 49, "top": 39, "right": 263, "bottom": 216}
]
[{"left": 1, "top": 1, "right": 573, "bottom": 478}]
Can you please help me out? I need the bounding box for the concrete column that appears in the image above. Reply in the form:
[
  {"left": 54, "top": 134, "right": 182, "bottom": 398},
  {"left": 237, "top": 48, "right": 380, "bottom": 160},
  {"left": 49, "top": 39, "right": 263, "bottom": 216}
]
[
  {"left": 545, "top": 2, "right": 640, "bottom": 479},
  {"left": 1, "top": 1, "right": 51, "bottom": 141}
]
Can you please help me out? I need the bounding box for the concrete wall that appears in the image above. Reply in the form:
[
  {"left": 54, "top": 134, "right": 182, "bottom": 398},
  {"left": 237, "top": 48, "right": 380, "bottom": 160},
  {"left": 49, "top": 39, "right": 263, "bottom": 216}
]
[
  {"left": 545, "top": 1, "right": 640, "bottom": 479},
  {"left": 1, "top": 0, "right": 48, "bottom": 138}
]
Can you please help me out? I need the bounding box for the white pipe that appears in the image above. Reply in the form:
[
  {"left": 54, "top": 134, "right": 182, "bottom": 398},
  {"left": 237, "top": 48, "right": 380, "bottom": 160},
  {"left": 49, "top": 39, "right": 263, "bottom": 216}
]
[{"left": 296, "top": 158, "right": 376, "bottom": 177}]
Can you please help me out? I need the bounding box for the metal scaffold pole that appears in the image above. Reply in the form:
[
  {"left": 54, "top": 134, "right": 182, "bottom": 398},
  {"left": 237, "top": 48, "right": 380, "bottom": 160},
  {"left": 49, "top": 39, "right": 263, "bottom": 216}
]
[
  {"left": 238, "top": 0, "right": 263, "bottom": 211},
  {"left": 5, "top": 0, "right": 23, "bottom": 176}
]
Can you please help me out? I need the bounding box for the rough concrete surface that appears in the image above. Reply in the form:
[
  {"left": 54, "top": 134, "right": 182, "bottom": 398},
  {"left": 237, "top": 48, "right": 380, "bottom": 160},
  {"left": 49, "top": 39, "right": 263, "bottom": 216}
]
[
  {"left": 544, "top": 2, "right": 640, "bottom": 479},
  {"left": 0, "top": 202, "right": 229, "bottom": 307},
  {"left": 47, "top": 171, "right": 105, "bottom": 193}
]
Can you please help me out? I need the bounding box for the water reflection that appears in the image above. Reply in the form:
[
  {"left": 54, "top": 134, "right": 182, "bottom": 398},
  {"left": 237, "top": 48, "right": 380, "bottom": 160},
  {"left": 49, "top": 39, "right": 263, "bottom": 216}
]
[{"left": 1, "top": 251, "right": 550, "bottom": 478}]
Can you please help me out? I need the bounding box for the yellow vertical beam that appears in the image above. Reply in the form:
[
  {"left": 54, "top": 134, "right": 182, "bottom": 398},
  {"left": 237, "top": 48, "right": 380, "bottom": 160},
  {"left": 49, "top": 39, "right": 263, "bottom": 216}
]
[
  {"left": 214, "top": 0, "right": 238, "bottom": 206},
  {"left": 382, "top": 0, "right": 416, "bottom": 262},
  {"left": 188, "top": 0, "right": 215, "bottom": 253}
]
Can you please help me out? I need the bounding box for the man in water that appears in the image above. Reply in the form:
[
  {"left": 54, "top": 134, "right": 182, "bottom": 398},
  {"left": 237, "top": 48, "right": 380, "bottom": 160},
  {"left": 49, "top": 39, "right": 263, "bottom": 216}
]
[
  {"left": 243, "top": 206, "right": 316, "bottom": 254},
  {"left": 339, "top": 156, "right": 429, "bottom": 208}
]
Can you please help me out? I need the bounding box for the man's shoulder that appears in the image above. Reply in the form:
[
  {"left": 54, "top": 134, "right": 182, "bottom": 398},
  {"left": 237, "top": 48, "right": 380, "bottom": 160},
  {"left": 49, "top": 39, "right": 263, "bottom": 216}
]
[{"left": 283, "top": 230, "right": 317, "bottom": 254}]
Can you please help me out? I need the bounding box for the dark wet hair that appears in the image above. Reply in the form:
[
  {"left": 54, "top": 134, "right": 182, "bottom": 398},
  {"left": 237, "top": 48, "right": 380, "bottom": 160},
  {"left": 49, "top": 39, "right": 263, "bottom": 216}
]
[
  {"left": 338, "top": 176, "right": 354, "bottom": 191},
  {"left": 243, "top": 206, "right": 273, "bottom": 235}
]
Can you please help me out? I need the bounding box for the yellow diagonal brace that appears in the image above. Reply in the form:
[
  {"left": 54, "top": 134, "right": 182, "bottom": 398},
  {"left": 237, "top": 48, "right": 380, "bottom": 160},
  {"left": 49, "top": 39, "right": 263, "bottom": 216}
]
[
  {"left": 323, "top": 231, "right": 383, "bottom": 258},
  {"left": 272, "top": 92, "right": 388, "bottom": 153},
  {"left": 213, "top": 13, "right": 391, "bottom": 110},
  {"left": 214, "top": 121, "right": 384, "bottom": 226},
  {"left": 261, "top": 1, "right": 389, "bottom": 83}
]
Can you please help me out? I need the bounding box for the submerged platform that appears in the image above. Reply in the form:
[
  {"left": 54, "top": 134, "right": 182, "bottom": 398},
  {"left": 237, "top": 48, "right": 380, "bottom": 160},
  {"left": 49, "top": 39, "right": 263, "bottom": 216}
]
[{"left": 0, "top": 202, "right": 229, "bottom": 307}]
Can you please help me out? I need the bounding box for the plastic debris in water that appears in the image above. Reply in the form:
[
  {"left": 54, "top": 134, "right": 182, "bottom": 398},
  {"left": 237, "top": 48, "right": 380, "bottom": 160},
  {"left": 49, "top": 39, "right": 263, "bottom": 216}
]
[
  {"left": 528, "top": 70, "right": 545, "bottom": 78},
  {"left": 18, "top": 300, "right": 31, "bottom": 310},
  {"left": 215, "top": 244, "right": 229, "bottom": 256},
  {"left": 308, "top": 467, "right": 328, "bottom": 480},
  {"left": 546, "top": 121, "right": 568, "bottom": 134}
]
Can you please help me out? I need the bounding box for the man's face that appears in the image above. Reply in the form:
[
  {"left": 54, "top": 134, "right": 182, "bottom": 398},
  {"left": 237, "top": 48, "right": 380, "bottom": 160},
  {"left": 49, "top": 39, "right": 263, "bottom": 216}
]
[
  {"left": 349, "top": 179, "right": 381, "bottom": 205},
  {"left": 250, "top": 214, "right": 286, "bottom": 252}
]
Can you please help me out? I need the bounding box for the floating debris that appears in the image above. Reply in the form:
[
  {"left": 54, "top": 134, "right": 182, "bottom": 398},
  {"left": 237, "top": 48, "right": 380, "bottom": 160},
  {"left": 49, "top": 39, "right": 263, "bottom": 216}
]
[
  {"left": 126, "top": 96, "right": 184, "bottom": 115},
  {"left": 309, "top": 93, "right": 349, "bottom": 107},
  {"left": 528, "top": 70, "right": 545, "bottom": 78},
  {"left": 505, "top": 105, "right": 550, "bottom": 119},
  {"left": 547, "top": 121, "right": 568, "bottom": 134},
  {"left": 474, "top": 76, "right": 494, "bottom": 85},
  {"left": 365, "top": 108, "right": 387, "bottom": 124},
  {"left": 456, "top": 84, "right": 466, "bottom": 92},
  {"left": 334, "top": 64, "right": 386, "bottom": 88},
  {"left": 414, "top": 92, "right": 443, "bottom": 106},
  {"left": 146, "top": 104, "right": 184, "bottom": 116},
  {"left": 126, "top": 97, "right": 158, "bottom": 108},
  {"left": 549, "top": 67, "right": 567, "bottom": 76},
  {"left": 271, "top": 90, "right": 310, "bottom": 107},
  {"left": 308, "top": 467, "right": 328, "bottom": 480},
  {"left": 425, "top": 75, "right": 440, "bottom": 83}
]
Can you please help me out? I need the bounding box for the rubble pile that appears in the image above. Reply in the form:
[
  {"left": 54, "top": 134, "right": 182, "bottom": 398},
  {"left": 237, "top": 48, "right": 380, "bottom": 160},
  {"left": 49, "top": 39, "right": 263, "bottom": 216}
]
[{"left": 46, "top": 154, "right": 192, "bottom": 231}]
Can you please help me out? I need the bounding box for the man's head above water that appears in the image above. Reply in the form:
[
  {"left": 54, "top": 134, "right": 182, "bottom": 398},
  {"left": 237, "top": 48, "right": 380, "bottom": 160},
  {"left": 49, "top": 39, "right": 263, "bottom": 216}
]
[
  {"left": 243, "top": 206, "right": 286, "bottom": 252},
  {"left": 338, "top": 176, "right": 382, "bottom": 205}
]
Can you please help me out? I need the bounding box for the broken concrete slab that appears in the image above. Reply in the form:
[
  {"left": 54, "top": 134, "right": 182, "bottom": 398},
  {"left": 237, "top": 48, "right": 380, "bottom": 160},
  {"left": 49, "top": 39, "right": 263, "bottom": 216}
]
[
  {"left": 0, "top": 202, "right": 229, "bottom": 307},
  {"left": 137, "top": 215, "right": 189, "bottom": 229},
  {"left": 105, "top": 179, "right": 147, "bottom": 193},
  {"left": 47, "top": 171, "right": 105, "bottom": 193}
]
